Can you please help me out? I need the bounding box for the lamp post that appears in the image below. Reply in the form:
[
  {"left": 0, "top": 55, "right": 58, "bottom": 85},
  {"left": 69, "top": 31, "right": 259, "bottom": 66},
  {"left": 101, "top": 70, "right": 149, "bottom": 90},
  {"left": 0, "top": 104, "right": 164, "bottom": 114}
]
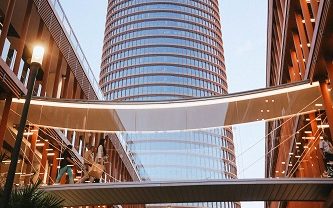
[{"left": 1, "top": 46, "right": 44, "bottom": 208}]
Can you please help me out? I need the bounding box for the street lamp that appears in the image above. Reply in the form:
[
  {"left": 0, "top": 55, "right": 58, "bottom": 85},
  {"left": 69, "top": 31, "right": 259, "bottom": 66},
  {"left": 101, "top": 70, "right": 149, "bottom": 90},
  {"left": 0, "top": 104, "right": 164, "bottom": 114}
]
[{"left": 1, "top": 45, "right": 44, "bottom": 208}]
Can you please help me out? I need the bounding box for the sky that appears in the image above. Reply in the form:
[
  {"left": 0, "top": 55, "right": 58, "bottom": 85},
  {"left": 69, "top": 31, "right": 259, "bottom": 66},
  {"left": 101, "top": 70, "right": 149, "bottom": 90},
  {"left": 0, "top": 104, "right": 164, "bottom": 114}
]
[{"left": 59, "top": 1, "right": 267, "bottom": 207}]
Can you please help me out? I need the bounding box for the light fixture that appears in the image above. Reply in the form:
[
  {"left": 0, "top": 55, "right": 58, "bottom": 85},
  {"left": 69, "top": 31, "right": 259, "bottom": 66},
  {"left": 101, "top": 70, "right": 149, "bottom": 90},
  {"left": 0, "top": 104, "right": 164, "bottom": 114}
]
[
  {"left": 318, "top": 124, "right": 329, "bottom": 128},
  {"left": 31, "top": 45, "right": 45, "bottom": 65},
  {"left": 302, "top": 136, "right": 315, "bottom": 140},
  {"left": 315, "top": 103, "right": 323, "bottom": 107},
  {"left": 46, "top": 148, "right": 53, "bottom": 151},
  {"left": 47, "top": 153, "right": 55, "bottom": 156},
  {"left": 36, "top": 143, "right": 44, "bottom": 147},
  {"left": 296, "top": 142, "right": 301, "bottom": 145},
  {"left": 304, "top": 131, "right": 312, "bottom": 134},
  {"left": 23, "top": 132, "right": 33, "bottom": 136}
]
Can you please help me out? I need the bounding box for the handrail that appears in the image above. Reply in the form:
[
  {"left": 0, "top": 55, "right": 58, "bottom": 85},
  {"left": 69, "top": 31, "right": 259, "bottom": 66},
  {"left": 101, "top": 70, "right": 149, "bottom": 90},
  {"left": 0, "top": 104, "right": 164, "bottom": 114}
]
[{"left": 48, "top": 0, "right": 104, "bottom": 100}]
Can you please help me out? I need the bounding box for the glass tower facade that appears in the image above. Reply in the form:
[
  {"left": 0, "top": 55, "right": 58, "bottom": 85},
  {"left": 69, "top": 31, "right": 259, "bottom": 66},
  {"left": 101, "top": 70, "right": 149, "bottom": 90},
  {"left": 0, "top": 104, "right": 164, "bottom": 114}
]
[{"left": 100, "top": 1, "right": 238, "bottom": 207}]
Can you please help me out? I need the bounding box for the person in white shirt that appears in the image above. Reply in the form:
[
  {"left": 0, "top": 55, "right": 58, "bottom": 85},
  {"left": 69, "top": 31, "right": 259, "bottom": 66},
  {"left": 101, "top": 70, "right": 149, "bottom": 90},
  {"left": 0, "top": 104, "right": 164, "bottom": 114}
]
[{"left": 96, "top": 137, "right": 107, "bottom": 165}]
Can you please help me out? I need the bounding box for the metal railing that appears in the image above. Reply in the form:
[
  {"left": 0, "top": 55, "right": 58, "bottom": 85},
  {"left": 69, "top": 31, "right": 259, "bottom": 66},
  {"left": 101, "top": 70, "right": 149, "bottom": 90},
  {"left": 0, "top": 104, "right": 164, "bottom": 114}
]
[{"left": 48, "top": 0, "right": 104, "bottom": 100}]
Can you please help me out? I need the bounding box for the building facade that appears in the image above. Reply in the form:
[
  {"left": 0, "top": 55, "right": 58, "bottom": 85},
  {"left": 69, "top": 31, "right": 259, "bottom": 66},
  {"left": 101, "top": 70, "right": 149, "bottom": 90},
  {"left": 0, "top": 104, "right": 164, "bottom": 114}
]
[
  {"left": 0, "top": 1, "right": 144, "bottom": 207},
  {"left": 266, "top": 0, "right": 333, "bottom": 207},
  {"left": 100, "top": 1, "right": 238, "bottom": 207}
]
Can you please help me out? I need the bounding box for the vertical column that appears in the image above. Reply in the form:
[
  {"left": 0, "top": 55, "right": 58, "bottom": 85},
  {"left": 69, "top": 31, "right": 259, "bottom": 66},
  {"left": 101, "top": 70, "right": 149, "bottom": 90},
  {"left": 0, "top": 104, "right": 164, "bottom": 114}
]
[
  {"left": 295, "top": 14, "right": 310, "bottom": 59},
  {"left": 310, "top": 0, "right": 318, "bottom": 18},
  {"left": 0, "top": 96, "right": 12, "bottom": 150},
  {"left": 13, "top": 0, "right": 34, "bottom": 75},
  {"left": 299, "top": 0, "right": 313, "bottom": 41},
  {"left": 288, "top": 66, "right": 300, "bottom": 82},
  {"left": 61, "top": 66, "right": 71, "bottom": 98},
  {"left": 40, "top": 40, "right": 54, "bottom": 97},
  {"left": 52, "top": 53, "right": 63, "bottom": 98},
  {"left": 325, "top": 61, "right": 333, "bottom": 84},
  {"left": 72, "top": 79, "right": 78, "bottom": 99},
  {"left": 319, "top": 81, "right": 333, "bottom": 140},
  {"left": 0, "top": 0, "right": 16, "bottom": 54},
  {"left": 292, "top": 33, "right": 305, "bottom": 77},
  {"left": 50, "top": 149, "right": 59, "bottom": 184},
  {"left": 39, "top": 139, "right": 49, "bottom": 181},
  {"left": 111, "top": 144, "right": 116, "bottom": 182},
  {"left": 24, "top": 127, "right": 38, "bottom": 184},
  {"left": 291, "top": 51, "right": 301, "bottom": 81},
  {"left": 80, "top": 89, "right": 85, "bottom": 99}
]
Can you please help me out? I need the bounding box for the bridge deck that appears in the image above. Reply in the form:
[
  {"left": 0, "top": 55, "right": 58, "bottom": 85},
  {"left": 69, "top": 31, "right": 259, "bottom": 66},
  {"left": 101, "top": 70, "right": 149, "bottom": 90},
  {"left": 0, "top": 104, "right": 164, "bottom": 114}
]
[
  {"left": 42, "top": 178, "right": 333, "bottom": 206},
  {"left": 2, "top": 81, "right": 325, "bottom": 132}
]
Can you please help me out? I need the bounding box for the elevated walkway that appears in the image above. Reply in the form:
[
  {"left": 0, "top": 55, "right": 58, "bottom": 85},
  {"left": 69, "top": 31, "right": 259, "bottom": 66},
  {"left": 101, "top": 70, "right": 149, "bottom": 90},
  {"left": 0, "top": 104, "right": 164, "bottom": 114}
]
[
  {"left": 42, "top": 178, "right": 333, "bottom": 206},
  {"left": 2, "top": 81, "right": 325, "bottom": 132}
]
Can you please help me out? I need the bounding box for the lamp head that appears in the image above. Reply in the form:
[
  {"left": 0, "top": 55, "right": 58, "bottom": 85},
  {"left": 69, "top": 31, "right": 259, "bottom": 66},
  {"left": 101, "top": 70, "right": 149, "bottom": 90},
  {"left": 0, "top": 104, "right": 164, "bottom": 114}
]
[{"left": 31, "top": 45, "right": 44, "bottom": 65}]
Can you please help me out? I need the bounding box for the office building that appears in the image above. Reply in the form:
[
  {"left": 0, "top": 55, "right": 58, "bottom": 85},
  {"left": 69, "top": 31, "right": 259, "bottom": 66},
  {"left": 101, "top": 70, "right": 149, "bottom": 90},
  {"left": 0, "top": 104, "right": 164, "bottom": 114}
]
[{"left": 100, "top": 1, "right": 238, "bottom": 207}]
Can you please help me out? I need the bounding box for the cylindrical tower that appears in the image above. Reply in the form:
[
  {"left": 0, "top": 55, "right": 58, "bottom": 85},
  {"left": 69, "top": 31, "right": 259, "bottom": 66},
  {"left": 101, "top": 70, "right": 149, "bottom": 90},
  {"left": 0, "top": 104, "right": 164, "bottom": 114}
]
[{"left": 100, "top": 1, "right": 238, "bottom": 207}]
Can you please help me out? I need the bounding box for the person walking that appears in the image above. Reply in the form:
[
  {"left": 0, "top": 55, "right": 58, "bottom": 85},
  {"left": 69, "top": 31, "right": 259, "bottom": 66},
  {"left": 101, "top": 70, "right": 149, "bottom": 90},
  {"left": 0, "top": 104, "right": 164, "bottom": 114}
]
[
  {"left": 78, "top": 144, "right": 95, "bottom": 183},
  {"left": 55, "top": 144, "right": 75, "bottom": 184}
]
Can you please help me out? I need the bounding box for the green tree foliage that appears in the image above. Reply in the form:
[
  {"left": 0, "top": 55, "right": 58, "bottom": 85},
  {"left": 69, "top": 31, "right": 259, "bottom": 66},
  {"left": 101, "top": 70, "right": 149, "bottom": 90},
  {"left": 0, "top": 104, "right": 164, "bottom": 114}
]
[{"left": 0, "top": 181, "right": 63, "bottom": 208}]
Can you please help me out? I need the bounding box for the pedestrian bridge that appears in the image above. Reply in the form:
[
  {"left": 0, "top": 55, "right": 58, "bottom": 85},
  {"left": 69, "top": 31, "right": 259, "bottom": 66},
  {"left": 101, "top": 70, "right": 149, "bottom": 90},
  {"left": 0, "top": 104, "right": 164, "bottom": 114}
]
[
  {"left": 42, "top": 179, "right": 333, "bottom": 207},
  {"left": 2, "top": 81, "right": 325, "bottom": 132}
]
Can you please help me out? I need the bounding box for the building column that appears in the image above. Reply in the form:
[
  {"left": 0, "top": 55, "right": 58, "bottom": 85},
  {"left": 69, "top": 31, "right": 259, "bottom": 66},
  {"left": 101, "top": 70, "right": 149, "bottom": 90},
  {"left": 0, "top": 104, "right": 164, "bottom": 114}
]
[
  {"left": 61, "top": 66, "right": 71, "bottom": 98},
  {"left": 40, "top": 40, "right": 54, "bottom": 97},
  {"left": 319, "top": 81, "right": 333, "bottom": 140},
  {"left": 292, "top": 33, "right": 305, "bottom": 77},
  {"left": 310, "top": 0, "right": 319, "bottom": 18},
  {"left": 13, "top": 0, "right": 33, "bottom": 75},
  {"left": 295, "top": 14, "right": 310, "bottom": 59},
  {"left": 325, "top": 61, "right": 333, "bottom": 84},
  {"left": 290, "top": 51, "right": 301, "bottom": 81},
  {"left": 52, "top": 53, "right": 63, "bottom": 98},
  {"left": 309, "top": 112, "right": 325, "bottom": 174},
  {"left": 72, "top": 79, "right": 78, "bottom": 99},
  {"left": 24, "top": 127, "right": 38, "bottom": 184},
  {"left": 80, "top": 89, "right": 85, "bottom": 99},
  {"left": 50, "top": 148, "right": 59, "bottom": 184},
  {"left": 299, "top": 0, "right": 313, "bottom": 41},
  {"left": 0, "top": 0, "right": 16, "bottom": 54},
  {"left": 39, "top": 139, "right": 49, "bottom": 181},
  {"left": 0, "top": 95, "right": 12, "bottom": 150}
]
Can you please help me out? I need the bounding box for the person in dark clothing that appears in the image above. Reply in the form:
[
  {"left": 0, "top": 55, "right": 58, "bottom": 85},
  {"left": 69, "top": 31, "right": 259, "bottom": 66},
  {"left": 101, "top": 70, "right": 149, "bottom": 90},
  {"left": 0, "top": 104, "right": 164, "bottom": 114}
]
[{"left": 55, "top": 144, "right": 75, "bottom": 184}]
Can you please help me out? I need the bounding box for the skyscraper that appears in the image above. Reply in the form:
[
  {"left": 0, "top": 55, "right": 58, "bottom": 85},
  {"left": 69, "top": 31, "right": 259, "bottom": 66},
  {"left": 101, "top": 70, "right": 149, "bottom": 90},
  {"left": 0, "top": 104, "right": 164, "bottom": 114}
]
[{"left": 100, "top": 1, "right": 238, "bottom": 207}]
